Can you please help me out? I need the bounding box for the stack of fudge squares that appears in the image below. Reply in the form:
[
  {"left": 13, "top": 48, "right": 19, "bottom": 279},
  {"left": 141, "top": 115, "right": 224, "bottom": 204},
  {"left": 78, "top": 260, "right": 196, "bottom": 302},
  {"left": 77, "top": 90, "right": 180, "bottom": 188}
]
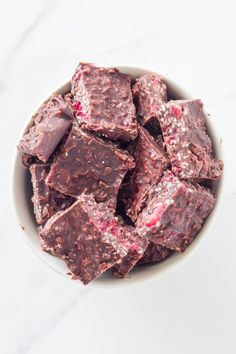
[{"left": 18, "top": 63, "right": 223, "bottom": 284}]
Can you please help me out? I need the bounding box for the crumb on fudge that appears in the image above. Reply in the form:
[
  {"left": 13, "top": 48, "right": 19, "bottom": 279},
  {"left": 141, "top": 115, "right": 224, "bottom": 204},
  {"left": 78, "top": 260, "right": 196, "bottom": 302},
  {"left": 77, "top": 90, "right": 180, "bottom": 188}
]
[
  {"left": 120, "top": 126, "right": 169, "bottom": 221},
  {"left": 136, "top": 170, "right": 215, "bottom": 252},
  {"left": 137, "top": 242, "right": 171, "bottom": 265},
  {"left": 71, "top": 63, "right": 138, "bottom": 141},
  {"left": 159, "top": 99, "right": 223, "bottom": 180},
  {"left": 46, "top": 126, "right": 135, "bottom": 209},
  {"left": 132, "top": 73, "right": 167, "bottom": 127}
]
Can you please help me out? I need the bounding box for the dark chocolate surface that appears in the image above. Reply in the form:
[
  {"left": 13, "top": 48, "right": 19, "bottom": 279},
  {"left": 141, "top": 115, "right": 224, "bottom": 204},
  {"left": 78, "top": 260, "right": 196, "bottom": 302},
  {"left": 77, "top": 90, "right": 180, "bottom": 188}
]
[
  {"left": 40, "top": 198, "right": 129, "bottom": 284},
  {"left": 71, "top": 63, "right": 138, "bottom": 141},
  {"left": 46, "top": 126, "right": 135, "bottom": 208},
  {"left": 120, "top": 126, "right": 169, "bottom": 221},
  {"left": 73, "top": 194, "right": 148, "bottom": 278},
  {"left": 18, "top": 95, "right": 73, "bottom": 162},
  {"left": 30, "top": 164, "right": 75, "bottom": 225},
  {"left": 22, "top": 154, "right": 38, "bottom": 168},
  {"left": 40, "top": 195, "right": 139, "bottom": 284},
  {"left": 33, "top": 94, "right": 73, "bottom": 124},
  {"left": 132, "top": 74, "right": 167, "bottom": 127},
  {"left": 136, "top": 170, "right": 215, "bottom": 252},
  {"left": 137, "top": 242, "right": 171, "bottom": 265},
  {"left": 159, "top": 99, "right": 223, "bottom": 180}
]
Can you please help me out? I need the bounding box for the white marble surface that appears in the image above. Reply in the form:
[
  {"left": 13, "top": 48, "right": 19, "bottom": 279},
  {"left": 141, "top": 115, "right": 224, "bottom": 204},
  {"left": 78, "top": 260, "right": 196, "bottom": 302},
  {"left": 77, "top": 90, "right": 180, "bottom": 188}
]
[{"left": 0, "top": 0, "right": 236, "bottom": 353}]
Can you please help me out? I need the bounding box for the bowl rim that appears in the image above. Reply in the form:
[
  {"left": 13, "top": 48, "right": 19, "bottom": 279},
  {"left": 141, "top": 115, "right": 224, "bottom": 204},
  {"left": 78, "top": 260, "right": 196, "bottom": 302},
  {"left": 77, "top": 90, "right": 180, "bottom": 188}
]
[{"left": 12, "top": 64, "right": 224, "bottom": 288}]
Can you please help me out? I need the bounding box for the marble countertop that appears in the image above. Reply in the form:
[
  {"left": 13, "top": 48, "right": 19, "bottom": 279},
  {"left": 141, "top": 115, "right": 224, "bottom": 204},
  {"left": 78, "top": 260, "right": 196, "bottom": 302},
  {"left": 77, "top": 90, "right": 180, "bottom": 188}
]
[{"left": 0, "top": 0, "right": 236, "bottom": 353}]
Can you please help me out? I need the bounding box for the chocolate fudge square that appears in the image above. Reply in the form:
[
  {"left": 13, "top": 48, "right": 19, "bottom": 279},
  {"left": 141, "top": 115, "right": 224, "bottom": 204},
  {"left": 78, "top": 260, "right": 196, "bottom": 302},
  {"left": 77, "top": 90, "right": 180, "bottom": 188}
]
[
  {"left": 137, "top": 242, "right": 170, "bottom": 266},
  {"left": 136, "top": 170, "right": 215, "bottom": 252},
  {"left": 18, "top": 95, "right": 74, "bottom": 162},
  {"left": 159, "top": 99, "right": 223, "bottom": 180},
  {"left": 30, "top": 164, "right": 75, "bottom": 225},
  {"left": 71, "top": 63, "right": 138, "bottom": 141},
  {"left": 132, "top": 74, "right": 167, "bottom": 126},
  {"left": 40, "top": 198, "right": 127, "bottom": 284},
  {"left": 120, "top": 126, "right": 169, "bottom": 221},
  {"left": 46, "top": 126, "right": 135, "bottom": 209},
  {"left": 73, "top": 194, "right": 148, "bottom": 278},
  {"left": 32, "top": 94, "right": 72, "bottom": 125}
]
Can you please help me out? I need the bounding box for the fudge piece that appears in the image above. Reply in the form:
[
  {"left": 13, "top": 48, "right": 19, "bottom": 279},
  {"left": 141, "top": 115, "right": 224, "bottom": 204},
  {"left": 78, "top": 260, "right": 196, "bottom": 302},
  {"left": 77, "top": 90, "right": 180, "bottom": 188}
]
[
  {"left": 112, "top": 226, "right": 148, "bottom": 278},
  {"left": 159, "top": 99, "right": 223, "bottom": 180},
  {"left": 72, "top": 194, "right": 148, "bottom": 278},
  {"left": 18, "top": 95, "right": 74, "bottom": 162},
  {"left": 33, "top": 94, "right": 72, "bottom": 125},
  {"left": 96, "top": 219, "right": 148, "bottom": 278},
  {"left": 30, "top": 164, "right": 75, "bottom": 225},
  {"left": 71, "top": 63, "right": 138, "bottom": 141},
  {"left": 132, "top": 74, "right": 167, "bottom": 127},
  {"left": 40, "top": 196, "right": 130, "bottom": 284},
  {"left": 46, "top": 126, "right": 135, "bottom": 209},
  {"left": 120, "top": 126, "right": 169, "bottom": 221},
  {"left": 136, "top": 170, "right": 215, "bottom": 252},
  {"left": 137, "top": 243, "right": 170, "bottom": 265}
]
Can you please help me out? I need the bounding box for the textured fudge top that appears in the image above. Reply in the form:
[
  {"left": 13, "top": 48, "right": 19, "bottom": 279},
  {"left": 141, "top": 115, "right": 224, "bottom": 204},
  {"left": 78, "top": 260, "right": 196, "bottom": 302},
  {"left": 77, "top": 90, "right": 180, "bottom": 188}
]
[
  {"left": 30, "top": 164, "right": 75, "bottom": 225},
  {"left": 121, "top": 126, "right": 169, "bottom": 221},
  {"left": 78, "top": 194, "right": 148, "bottom": 278},
  {"left": 18, "top": 95, "right": 74, "bottom": 162},
  {"left": 79, "top": 194, "right": 147, "bottom": 250},
  {"left": 71, "top": 63, "right": 138, "bottom": 141},
  {"left": 137, "top": 170, "right": 215, "bottom": 252},
  {"left": 159, "top": 99, "right": 223, "bottom": 180},
  {"left": 132, "top": 74, "right": 167, "bottom": 126},
  {"left": 137, "top": 243, "right": 170, "bottom": 265},
  {"left": 40, "top": 198, "right": 127, "bottom": 284},
  {"left": 46, "top": 126, "right": 135, "bottom": 208}
]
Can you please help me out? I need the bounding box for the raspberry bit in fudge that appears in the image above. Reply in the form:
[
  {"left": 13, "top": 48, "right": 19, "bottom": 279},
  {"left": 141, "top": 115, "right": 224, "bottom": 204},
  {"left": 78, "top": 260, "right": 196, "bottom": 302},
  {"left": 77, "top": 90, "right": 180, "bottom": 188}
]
[
  {"left": 18, "top": 95, "right": 74, "bottom": 162},
  {"left": 72, "top": 194, "right": 148, "bottom": 279},
  {"left": 46, "top": 126, "right": 135, "bottom": 209},
  {"left": 159, "top": 99, "right": 223, "bottom": 180},
  {"left": 71, "top": 63, "right": 138, "bottom": 141},
  {"left": 132, "top": 74, "right": 167, "bottom": 127},
  {"left": 137, "top": 242, "right": 170, "bottom": 266},
  {"left": 136, "top": 170, "right": 215, "bottom": 252},
  {"left": 120, "top": 126, "right": 169, "bottom": 221},
  {"left": 40, "top": 197, "right": 128, "bottom": 284},
  {"left": 30, "top": 164, "right": 75, "bottom": 225}
]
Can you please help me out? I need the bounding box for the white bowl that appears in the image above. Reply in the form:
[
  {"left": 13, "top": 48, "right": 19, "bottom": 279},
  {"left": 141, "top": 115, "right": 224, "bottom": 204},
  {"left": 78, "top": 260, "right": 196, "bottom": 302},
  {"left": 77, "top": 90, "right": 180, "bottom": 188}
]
[{"left": 12, "top": 66, "right": 224, "bottom": 287}]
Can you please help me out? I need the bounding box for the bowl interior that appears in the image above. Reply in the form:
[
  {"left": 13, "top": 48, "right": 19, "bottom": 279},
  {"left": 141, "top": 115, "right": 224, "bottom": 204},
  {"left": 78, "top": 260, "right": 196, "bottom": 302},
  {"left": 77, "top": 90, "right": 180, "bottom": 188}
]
[{"left": 12, "top": 66, "right": 223, "bottom": 287}]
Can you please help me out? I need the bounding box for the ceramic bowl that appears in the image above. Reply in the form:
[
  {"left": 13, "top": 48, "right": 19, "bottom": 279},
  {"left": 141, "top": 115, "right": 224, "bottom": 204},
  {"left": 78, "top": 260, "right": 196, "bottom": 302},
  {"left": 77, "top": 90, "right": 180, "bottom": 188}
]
[{"left": 12, "top": 65, "right": 224, "bottom": 287}]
